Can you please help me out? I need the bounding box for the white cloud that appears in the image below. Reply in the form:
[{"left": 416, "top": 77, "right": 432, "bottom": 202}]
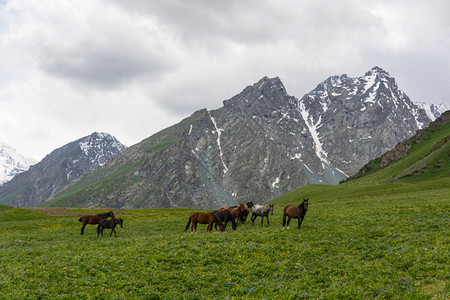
[{"left": 0, "top": 0, "right": 449, "bottom": 161}]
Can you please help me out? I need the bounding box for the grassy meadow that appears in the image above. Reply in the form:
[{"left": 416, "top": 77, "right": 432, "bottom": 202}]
[{"left": 0, "top": 180, "right": 448, "bottom": 299}]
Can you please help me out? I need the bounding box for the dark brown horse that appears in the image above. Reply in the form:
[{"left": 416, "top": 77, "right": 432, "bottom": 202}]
[
  {"left": 185, "top": 212, "right": 225, "bottom": 233},
  {"left": 282, "top": 199, "right": 309, "bottom": 230},
  {"left": 213, "top": 210, "right": 237, "bottom": 230},
  {"left": 79, "top": 211, "right": 115, "bottom": 235},
  {"left": 97, "top": 218, "right": 123, "bottom": 237}
]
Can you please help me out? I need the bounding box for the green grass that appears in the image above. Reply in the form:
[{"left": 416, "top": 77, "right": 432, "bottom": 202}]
[{"left": 1, "top": 186, "right": 448, "bottom": 298}]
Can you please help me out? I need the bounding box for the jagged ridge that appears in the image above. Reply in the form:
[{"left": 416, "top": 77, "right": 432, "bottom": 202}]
[{"left": 48, "top": 67, "right": 432, "bottom": 209}]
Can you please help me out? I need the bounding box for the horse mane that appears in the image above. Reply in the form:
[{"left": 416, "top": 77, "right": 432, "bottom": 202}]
[{"left": 243, "top": 203, "right": 251, "bottom": 212}]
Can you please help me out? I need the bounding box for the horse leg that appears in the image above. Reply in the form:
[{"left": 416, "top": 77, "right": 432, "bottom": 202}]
[
  {"left": 298, "top": 217, "right": 304, "bottom": 229},
  {"left": 251, "top": 214, "right": 256, "bottom": 225},
  {"left": 97, "top": 224, "right": 101, "bottom": 237},
  {"left": 282, "top": 213, "right": 286, "bottom": 229},
  {"left": 266, "top": 215, "right": 270, "bottom": 226},
  {"left": 287, "top": 217, "right": 291, "bottom": 229},
  {"left": 81, "top": 223, "right": 87, "bottom": 235},
  {"left": 207, "top": 222, "right": 212, "bottom": 232},
  {"left": 193, "top": 220, "right": 197, "bottom": 233}
]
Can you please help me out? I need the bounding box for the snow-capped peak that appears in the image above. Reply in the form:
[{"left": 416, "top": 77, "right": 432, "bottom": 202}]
[
  {"left": 415, "top": 102, "right": 450, "bottom": 121},
  {"left": 0, "top": 143, "right": 37, "bottom": 185},
  {"left": 78, "top": 132, "right": 127, "bottom": 167}
]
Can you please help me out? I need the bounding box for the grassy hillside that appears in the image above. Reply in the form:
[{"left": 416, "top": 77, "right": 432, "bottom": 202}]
[{"left": 1, "top": 185, "right": 448, "bottom": 299}]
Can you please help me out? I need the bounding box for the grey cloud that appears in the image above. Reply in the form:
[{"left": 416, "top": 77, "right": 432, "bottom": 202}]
[{"left": 38, "top": 37, "right": 175, "bottom": 89}]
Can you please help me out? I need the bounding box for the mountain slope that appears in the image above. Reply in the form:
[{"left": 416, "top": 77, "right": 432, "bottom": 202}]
[
  {"left": 0, "top": 143, "right": 37, "bottom": 185},
  {"left": 298, "top": 67, "right": 430, "bottom": 179},
  {"left": 0, "top": 132, "right": 126, "bottom": 207},
  {"left": 275, "top": 110, "right": 450, "bottom": 207},
  {"left": 47, "top": 67, "right": 431, "bottom": 209},
  {"left": 346, "top": 110, "right": 450, "bottom": 182}
]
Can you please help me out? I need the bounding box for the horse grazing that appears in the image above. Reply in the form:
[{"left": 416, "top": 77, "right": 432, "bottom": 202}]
[
  {"left": 229, "top": 204, "right": 251, "bottom": 225},
  {"left": 251, "top": 204, "right": 274, "bottom": 226},
  {"left": 185, "top": 212, "right": 225, "bottom": 233},
  {"left": 282, "top": 198, "right": 309, "bottom": 230},
  {"left": 219, "top": 202, "right": 253, "bottom": 224},
  {"left": 213, "top": 210, "right": 237, "bottom": 230},
  {"left": 239, "top": 202, "right": 254, "bottom": 223},
  {"left": 97, "top": 218, "right": 123, "bottom": 237},
  {"left": 79, "top": 211, "right": 115, "bottom": 235}
]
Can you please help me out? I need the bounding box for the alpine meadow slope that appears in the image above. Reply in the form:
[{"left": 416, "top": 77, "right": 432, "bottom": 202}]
[{"left": 48, "top": 67, "right": 432, "bottom": 209}]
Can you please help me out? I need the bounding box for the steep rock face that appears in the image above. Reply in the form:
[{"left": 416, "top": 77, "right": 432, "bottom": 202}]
[
  {"left": 50, "top": 67, "right": 431, "bottom": 209},
  {"left": 0, "top": 132, "right": 126, "bottom": 207},
  {"left": 299, "top": 67, "right": 430, "bottom": 178},
  {"left": 0, "top": 143, "right": 37, "bottom": 185},
  {"left": 348, "top": 110, "right": 450, "bottom": 180}
]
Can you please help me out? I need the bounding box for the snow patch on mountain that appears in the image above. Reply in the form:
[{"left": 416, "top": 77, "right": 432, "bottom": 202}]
[
  {"left": 0, "top": 143, "right": 37, "bottom": 185},
  {"left": 78, "top": 132, "right": 127, "bottom": 167},
  {"left": 415, "top": 102, "right": 450, "bottom": 121}
]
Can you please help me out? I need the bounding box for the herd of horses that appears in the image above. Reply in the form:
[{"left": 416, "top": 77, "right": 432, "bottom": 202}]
[
  {"left": 78, "top": 199, "right": 309, "bottom": 236},
  {"left": 185, "top": 199, "right": 309, "bottom": 233}
]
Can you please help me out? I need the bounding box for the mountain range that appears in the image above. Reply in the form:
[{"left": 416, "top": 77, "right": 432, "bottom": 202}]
[
  {"left": 41, "top": 67, "right": 434, "bottom": 209},
  {"left": 0, "top": 132, "right": 126, "bottom": 207}
]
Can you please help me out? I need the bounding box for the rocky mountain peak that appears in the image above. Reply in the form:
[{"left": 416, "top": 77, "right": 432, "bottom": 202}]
[
  {"left": 0, "top": 132, "right": 126, "bottom": 207},
  {"left": 365, "top": 66, "right": 390, "bottom": 77}
]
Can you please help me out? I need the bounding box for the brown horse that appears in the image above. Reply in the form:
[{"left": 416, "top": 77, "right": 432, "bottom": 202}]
[
  {"left": 185, "top": 212, "right": 225, "bottom": 233},
  {"left": 219, "top": 202, "right": 253, "bottom": 224},
  {"left": 79, "top": 211, "right": 115, "bottom": 235},
  {"left": 97, "top": 218, "right": 123, "bottom": 237},
  {"left": 229, "top": 204, "right": 251, "bottom": 225},
  {"left": 282, "top": 199, "right": 309, "bottom": 230}
]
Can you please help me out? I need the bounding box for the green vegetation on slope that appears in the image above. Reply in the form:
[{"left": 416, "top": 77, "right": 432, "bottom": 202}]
[
  {"left": 1, "top": 186, "right": 449, "bottom": 298},
  {"left": 1, "top": 115, "right": 449, "bottom": 297}
]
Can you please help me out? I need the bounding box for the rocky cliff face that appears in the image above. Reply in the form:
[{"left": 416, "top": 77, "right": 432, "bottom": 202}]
[
  {"left": 50, "top": 67, "right": 431, "bottom": 209},
  {"left": 298, "top": 66, "right": 430, "bottom": 180},
  {"left": 0, "top": 132, "right": 126, "bottom": 207}
]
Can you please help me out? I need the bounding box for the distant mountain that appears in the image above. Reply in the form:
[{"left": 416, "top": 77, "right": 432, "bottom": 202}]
[
  {"left": 0, "top": 132, "right": 126, "bottom": 207},
  {"left": 0, "top": 143, "right": 37, "bottom": 185},
  {"left": 48, "top": 67, "right": 431, "bottom": 209},
  {"left": 298, "top": 66, "right": 430, "bottom": 181},
  {"left": 415, "top": 102, "right": 449, "bottom": 121},
  {"left": 345, "top": 110, "right": 450, "bottom": 181}
]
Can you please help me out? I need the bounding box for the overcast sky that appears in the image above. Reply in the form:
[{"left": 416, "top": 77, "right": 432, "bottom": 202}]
[{"left": 1, "top": 0, "right": 449, "bottom": 161}]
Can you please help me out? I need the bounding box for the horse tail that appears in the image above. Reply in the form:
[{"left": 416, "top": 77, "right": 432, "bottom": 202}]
[
  {"left": 282, "top": 207, "right": 287, "bottom": 227},
  {"left": 78, "top": 217, "right": 82, "bottom": 222},
  {"left": 185, "top": 216, "right": 192, "bottom": 232}
]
